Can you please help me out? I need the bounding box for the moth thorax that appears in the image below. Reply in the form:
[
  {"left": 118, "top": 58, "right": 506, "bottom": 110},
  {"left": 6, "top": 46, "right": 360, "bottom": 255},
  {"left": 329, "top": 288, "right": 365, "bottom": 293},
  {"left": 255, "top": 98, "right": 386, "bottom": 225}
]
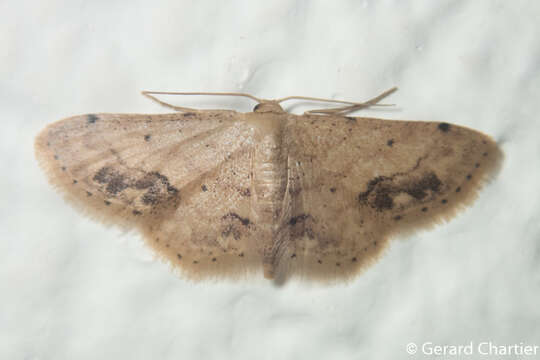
[{"left": 252, "top": 133, "right": 288, "bottom": 226}]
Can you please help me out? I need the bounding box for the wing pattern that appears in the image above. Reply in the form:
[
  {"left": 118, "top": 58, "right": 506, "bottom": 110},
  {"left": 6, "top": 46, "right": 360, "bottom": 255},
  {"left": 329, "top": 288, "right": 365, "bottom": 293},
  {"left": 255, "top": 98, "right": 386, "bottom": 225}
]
[
  {"left": 281, "top": 115, "right": 502, "bottom": 280},
  {"left": 35, "top": 111, "right": 263, "bottom": 278}
]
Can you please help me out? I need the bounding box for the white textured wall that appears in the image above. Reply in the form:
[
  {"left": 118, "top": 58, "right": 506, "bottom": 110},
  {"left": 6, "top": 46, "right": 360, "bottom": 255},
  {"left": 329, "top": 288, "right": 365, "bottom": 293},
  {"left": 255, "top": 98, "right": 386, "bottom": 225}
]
[{"left": 2, "top": 1, "right": 539, "bottom": 359}]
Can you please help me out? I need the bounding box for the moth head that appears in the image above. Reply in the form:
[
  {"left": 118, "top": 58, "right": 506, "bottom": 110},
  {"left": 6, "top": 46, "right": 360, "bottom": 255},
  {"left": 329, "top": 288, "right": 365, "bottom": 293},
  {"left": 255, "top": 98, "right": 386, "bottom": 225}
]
[{"left": 253, "top": 101, "right": 285, "bottom": 114}]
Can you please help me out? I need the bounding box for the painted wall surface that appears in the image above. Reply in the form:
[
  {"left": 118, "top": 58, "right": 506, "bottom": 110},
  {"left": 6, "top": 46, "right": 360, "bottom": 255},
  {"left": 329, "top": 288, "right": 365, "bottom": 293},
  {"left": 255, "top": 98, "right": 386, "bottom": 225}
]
[{"left": 2, "top": 1, "right": 539, "bottom": 359}]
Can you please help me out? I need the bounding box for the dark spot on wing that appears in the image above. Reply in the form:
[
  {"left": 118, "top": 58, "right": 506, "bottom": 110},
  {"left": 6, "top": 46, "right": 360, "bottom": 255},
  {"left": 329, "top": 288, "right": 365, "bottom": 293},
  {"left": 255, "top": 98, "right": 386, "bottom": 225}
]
[
  {"left": 137, "top": 172, "right": 179, "bottom": 205},
  {"left": 92, "top": 168, "right": 123, "bottom": 193},
  {"left": 61, "top": 166, "right": 66, "bottom": 171},
  {"left": 438, "top": 123, "right": 450, "bottom": 132},
  {"left": 317, "top": 259, "right": 322, "bottom": 264},
  {"left": 93, "top": 167, "right": 115, "bottom": 184},
  {"left": 166, "top": 185, "right": 179, "bottom": 197},
  {"left": 387, "top": 139, "right": 394, "bottom": 147},
  {"left": 132, "top": 210, "right": 142, "bottom": 216},
  {"left": 441, "top": 199, "right": 448, "bottom": 204},
  {"left": 456, "top": 186, "right": 461, "bottom": 193},
  {"left": 141, "top": 189, "right": 160, "bottom": 205},
  {"left": 466, "top": 174, "right": 472, "bottom": 180},
  {"left": 95, "top": 167, "right": 179, "bottom": 205},
  {"left": 240, "top": 188, "right": 251, "bottom": 197},
  {"left": 183, "top": 112, "right": 196, "bottom": 117},
  {"left": 87, "top": 114, "right": 99, "bottom": 124},
  {"left": 222, "top": 212, "right": 250, "bottom": 226},
  {"left": 106, "top": 175, "right": 129, "bottom": 195},
  {"left": 394, "top": 215, "right": 402, "bottom": 221},
  {"left": 177, "top": 254, "right": 182, "bottom": 260},
  {"left": 134, "top": 175, "right": 154, "bottom": 189},
  {"left": 291, "top": 253, "right": 296, "bottom": 258},
  {"left": 289, "top": 187, "right": 302, "bottom": 196},
  {"left": 373, "top": 187, "right": 394, "bottom": 210},
  {"left": 86, "top": 191, "right": 92, "bottom": 197},
  {"left": 330, "top": 187, "right": 336, "bottom": 193},
  {"left": 289, "top": 214, "right": 310, "bottom": 226},
  {"left": 358, "top": 176, "right": 395, "bottom": 211},
  {"left": 221, "top": 225, "right": 238, "bottom": 240},
  {"left": 212, "top": 257, "right": 216, "bottom": 262},
  {"left": 421, "top": 207, "right": 428, "bottom": 212},
  {"left": 405, "top": 173, "right": 442, "bottom": 200},
  {"left": 149, "top": 172, "right": 177, "bottom": 195},
  {"left": 359, "top": 171, "right": 442, "bottom": 212},
  {"left": 351, "top": 257, "right": 357, "bottom": 262},
  {"left": 201, "top": 184, "right": 208, "bottom": 192},
  {"left": 104, "top": 200, "right": 111, "bottom": 206},
  {"left": 144, "top": 134, "right": 151, "bottom": 141},
  {"left": 239, "top": 253, "right": 244, "bottom": 257},
  {"left": 72, "top": 180, "right": 78, "bottom": 184}
]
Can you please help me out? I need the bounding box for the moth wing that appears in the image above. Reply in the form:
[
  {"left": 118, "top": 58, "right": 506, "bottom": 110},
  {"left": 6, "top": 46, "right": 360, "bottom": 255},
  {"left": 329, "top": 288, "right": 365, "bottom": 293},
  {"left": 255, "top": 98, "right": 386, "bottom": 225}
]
[
  {"left": 35, "top": 111, "right": 262, "bottom": 279},
  {"left": 282, "top": 115, "right": 503, "bottom": 281}
]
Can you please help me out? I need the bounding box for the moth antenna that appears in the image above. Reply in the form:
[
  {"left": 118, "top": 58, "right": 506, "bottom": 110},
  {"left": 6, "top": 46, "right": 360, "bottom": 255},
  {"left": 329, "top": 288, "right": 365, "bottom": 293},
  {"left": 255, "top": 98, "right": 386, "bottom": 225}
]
[
  {"left": 276, "top": 87, "right": 398, "bottom": 115},
  {"left": 142, "top": 91, "right": 264, "bottom": 112}
]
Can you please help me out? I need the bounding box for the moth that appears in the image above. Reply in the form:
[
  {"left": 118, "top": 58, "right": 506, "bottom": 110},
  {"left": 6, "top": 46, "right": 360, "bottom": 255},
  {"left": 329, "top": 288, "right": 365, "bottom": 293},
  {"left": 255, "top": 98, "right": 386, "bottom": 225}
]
[{"left": 35, "top": 88, "right": 503, "bottom": 283}]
